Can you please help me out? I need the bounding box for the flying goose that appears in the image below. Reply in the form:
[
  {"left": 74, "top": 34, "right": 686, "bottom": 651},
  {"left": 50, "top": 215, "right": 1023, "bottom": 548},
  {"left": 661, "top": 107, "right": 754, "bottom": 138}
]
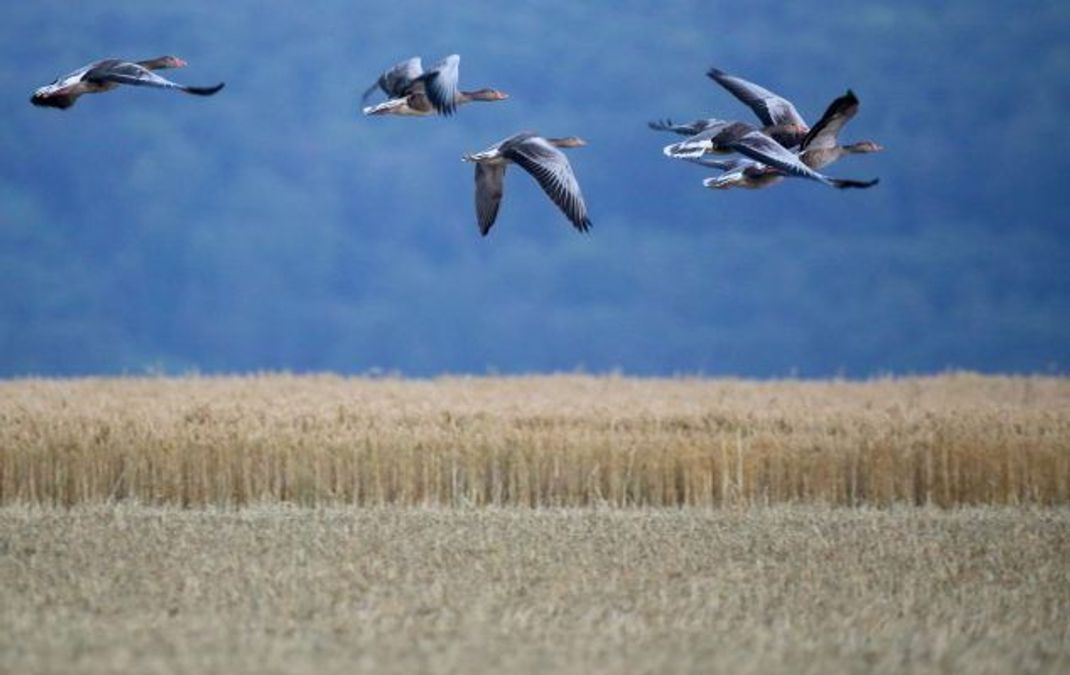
[
  {"left": 31, "top": 56, "right": 224, "bottom": 109},
  {"left": 668, "top": 122, "right": 878, "bottom": 189},
  {"left": 362, "top": 54, "right": 507, "bottom": 117},
  {"left": 797, "top": 90, "right": 884, "bottom": 169},
  {"left": 690, "top": 156, "right": 877, "bottom": 190},
  {"left": 462, "top": 132, "right": 591, "bottom": 236}
]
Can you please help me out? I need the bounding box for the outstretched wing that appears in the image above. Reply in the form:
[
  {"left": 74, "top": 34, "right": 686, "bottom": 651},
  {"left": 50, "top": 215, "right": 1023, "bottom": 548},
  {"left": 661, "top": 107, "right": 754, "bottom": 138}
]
[
  {"left": 86, "top": 61, "right": 223, "bottom": 95},
  {"left": 729, "top": 129, "right": 832, "bottom": 185},
  {"left": 501, "top": 135, "right": 591, "bottom": 232},
  {"left": 662, "top": 121, "right": 734, "bottom": 159},
  {"left": 419, "top": 54, "right": 461, "bottom": 116},
  {"left": 801, "top": 90, "right": 860, "bottom": 151},
  {"left": 474, "top": 162, "right": 507, "bottom": 236},
  {"left": 707, "top": 67, "right": 806, "bottom": 128},
  {"left": 648, "top": 118, "right": 725, "bottom": 136},
  {"left": 684, "top": 156, "right": 755, "bottom": 172},
  {"left": 364, "top": 56, "right": 423, "bottom": 102}
]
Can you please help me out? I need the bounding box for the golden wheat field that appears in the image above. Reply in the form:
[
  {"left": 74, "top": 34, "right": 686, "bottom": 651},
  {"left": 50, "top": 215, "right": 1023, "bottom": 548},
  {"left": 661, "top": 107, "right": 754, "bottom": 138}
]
[{"left": 1, "top": 373, "right": 1068, "bottom": 507}]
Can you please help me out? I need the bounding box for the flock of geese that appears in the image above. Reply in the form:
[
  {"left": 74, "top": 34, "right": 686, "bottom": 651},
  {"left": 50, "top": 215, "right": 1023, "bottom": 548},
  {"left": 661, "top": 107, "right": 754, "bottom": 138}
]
[
  {"left": 653, "top": 68, "right": 883, "bottom": 190},
  {"left": 31, "top": 54, "right": 883, "bottom": 236}
]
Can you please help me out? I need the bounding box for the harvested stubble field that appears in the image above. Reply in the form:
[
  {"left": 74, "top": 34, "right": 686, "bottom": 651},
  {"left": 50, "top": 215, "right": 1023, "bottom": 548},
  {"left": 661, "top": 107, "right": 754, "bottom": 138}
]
[
  {"left": 1, "top": 505, "right": 1068, "bottom": 674},
  {"left": 0, "top": 374, "right": 1067, "bottom": 507},
  {"left": 1, "top": 375, "right": 1069, "bottom": 674}
]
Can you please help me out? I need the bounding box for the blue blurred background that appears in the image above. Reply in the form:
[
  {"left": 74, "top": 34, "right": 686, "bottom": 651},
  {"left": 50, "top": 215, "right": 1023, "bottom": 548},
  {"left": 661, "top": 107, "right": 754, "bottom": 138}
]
[{"left": 1, "top": 1, "right": 1067, "bottom": 377}]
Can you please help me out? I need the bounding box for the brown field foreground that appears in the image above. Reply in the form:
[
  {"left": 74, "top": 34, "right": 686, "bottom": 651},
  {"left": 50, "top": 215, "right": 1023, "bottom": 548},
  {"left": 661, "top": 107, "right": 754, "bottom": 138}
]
[
  {"left": 0, "top": 373, "right": 1068, "bottom": 507},
  {"left": 1, "top": 505, "right": 1067, "bottom": 674}
]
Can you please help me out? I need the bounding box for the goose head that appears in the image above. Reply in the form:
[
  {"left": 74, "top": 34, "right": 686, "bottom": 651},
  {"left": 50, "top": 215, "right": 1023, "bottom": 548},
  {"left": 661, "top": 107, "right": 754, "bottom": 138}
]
[
  {"left": 141, "top": 55, "right": 188, "bottom": 70},
  {"left": 548, "top": 136, "right": 587, "bottom": 148},
  {"left": 845, "top": 140, "right": 884, "bottom": 154},
  {"left": 465, "top": 88, "right": 509, "bottom": 102},
  {"left": 30, "top": 81, "right": 73, "bottom": 108}
]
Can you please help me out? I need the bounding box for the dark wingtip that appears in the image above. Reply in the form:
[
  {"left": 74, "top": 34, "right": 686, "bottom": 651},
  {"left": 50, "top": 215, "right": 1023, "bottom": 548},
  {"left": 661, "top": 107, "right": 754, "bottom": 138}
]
[
  {"left": 186, "top": 82, "right": 225, "bottom": 96},
  {"left": 706, "top": 67, "right": 726, "bottom": 80},
  {"left": 833, "top": 177, "right": 880, "bottom": 190},
  {"left": 575, "top": 217, "right": 593, "bottom": 233},
  {"left": 435, "top": 99, "right": 457, "bottom": 117}
]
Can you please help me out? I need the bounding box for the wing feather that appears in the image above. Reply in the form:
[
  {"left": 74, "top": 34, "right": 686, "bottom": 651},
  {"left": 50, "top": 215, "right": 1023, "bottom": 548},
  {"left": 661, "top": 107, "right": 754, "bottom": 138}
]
[
  {"left": 801, "top": 90, "right": 860, "bottom": 151},
  {"left": 86, "top": 62, "right": 223, "bottom": 95},
  {"left": 684, "top": 157, "right": 754, "bottom": 172},
  {"left": 501, "top": 136, "right": 591, "bottom": 232},
  {"left": 729, "top": 130, "right": 832, "bottom": 185},
  {"left": 648, "top": 118, "right": 726, "bottom": 136},
  {"left": 420, "top": 54, "right": 460, "bottom": 116},
  {"left": 474, "top": 162, "right": 507, "bottom": 236},
  {"left": 707, "top": 67, "right": 806, "bottom": 128},
  {"left": 367, "top": 57, "right": 423, "bottom": 101}
]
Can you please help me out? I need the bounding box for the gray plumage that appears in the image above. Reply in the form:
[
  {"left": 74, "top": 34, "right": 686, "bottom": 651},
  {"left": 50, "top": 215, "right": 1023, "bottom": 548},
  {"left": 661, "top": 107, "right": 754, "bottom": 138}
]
[
  {"left": 421, "top": 54, "right": 461, "bottom": 116},
  {"left": 464, "top": 132, "right": 591, "bottom": 236},
  {"left": 801, "top": 90, "right": 859, "bottom": 152},
  {"left": 361, "top": 54, "right": 466, "bottom": 116},
  {"left": 648, "top": 118, "right": 729, "bottom": 137},
  {"left": 84, "top": 61, "right": 223, "bottom": 96},
  {"left": 707, "top": 67, "right": 806, "bottom": 129},
  {"left": 362, "top": 57, "right": 423, "bottom": 102},
  {"left": 31, "top": 57, "right": 223, "bottom": 109},
  {"left": 670, "top": 122, "right": 879, "bottom": 189},
  {"left": 797, "top": 90, "right": 884, "bottom": 170}
]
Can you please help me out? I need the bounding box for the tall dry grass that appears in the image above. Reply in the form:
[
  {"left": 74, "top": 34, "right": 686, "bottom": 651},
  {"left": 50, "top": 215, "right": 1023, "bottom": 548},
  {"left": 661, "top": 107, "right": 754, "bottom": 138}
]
[{"left": 0, "top": 374, "right": 1067, "bottom": 507}]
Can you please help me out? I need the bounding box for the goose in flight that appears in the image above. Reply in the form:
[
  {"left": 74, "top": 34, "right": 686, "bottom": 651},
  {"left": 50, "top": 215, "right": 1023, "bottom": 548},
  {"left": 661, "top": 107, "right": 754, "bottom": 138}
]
[
  {"left": 362, "top": 54, "right": 507, "bottom": 117},
  {"left": 462, "top": 132, "right": 591, "bottom": 236},
  {"left": 706, "top": 67, "right": 810, "bottom": 149},
  {"left": 667, "top": 122, "right": 878, "bottom": 189},
  {"left": 797, "top": 90, "right": 884, "bottom": 169},
  {"left": 31, "top": 56, "right": 224, "bottom": 109},
  {"left": 690, "top": 156, "right": 878, "bottom": 190}
]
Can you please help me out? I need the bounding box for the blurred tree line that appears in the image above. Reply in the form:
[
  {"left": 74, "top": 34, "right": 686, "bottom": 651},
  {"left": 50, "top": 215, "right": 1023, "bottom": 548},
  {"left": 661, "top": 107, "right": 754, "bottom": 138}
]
[{"left": 0, "top": 1, "right": 1067, "bottom": 376}]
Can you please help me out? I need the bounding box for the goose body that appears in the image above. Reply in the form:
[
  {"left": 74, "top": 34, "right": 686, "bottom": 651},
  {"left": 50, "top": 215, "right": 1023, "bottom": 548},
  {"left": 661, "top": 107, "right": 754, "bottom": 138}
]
[
  {"left": 362, "top": 54, "right": 507, "bottom": 117},
  {"left": 797, "top": 90, "right": 884, "bottom": 169},
  {"left": 463, "top": 132, "right": 591, "bottom": 235},
  {"left": 31, "top": 56, "right": 224, "bottom": 109},
  {"left": 687, "top": 157, "right": 785, "bottom": 190}
]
